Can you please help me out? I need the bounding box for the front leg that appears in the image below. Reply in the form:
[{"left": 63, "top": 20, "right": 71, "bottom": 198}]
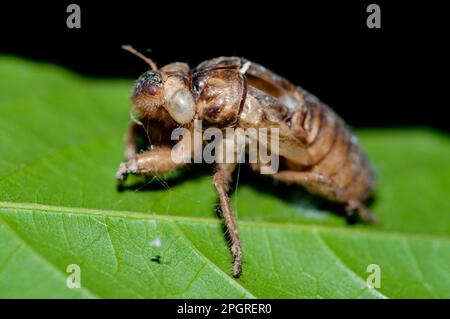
[{"left": 116, "top": 147, "right": 187, "bottom": 182}]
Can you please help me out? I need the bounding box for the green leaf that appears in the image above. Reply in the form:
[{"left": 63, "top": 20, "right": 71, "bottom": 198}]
[{"left": 0, "top": 56, "right": 449, "bottom": 298}]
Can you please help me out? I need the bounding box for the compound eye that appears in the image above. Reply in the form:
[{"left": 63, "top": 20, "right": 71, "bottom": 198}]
[{"left": 133, "top": 70, "right": 163, "bottom": 98}]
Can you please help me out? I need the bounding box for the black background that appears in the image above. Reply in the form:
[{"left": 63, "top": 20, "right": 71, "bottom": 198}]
[{"left": 0, "top": 1, "right": 448, "bottom": 130}]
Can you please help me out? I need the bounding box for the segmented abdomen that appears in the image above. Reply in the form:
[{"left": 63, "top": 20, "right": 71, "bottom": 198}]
[{"left": 300, "top": 89, "right": 376, "bottom": 202}]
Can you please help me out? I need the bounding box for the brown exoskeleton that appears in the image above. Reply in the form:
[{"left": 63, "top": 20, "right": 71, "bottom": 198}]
[{"left": 116, "top": 46, "right": 377, "bottom": 278}]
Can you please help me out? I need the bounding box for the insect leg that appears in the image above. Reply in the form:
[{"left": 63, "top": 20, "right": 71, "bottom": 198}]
[
  {"left": 272, "top": 170, "right": 378, "bottom": 223},
  {"left": 213, "top": 162, "right": 242, "bottom": 277},
  {"left": 346, "top": 199, "right": 379, "bottom": 224},
  {"left": 116, "top": 147, "right": 187, "bottom": 182}
]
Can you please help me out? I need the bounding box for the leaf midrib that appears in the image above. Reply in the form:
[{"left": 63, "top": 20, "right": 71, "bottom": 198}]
[{"left": 1, "top": 201, "right": 449, "bottom": 245}]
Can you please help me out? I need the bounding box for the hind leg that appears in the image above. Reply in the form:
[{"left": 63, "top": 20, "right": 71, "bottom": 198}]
[
  {"left": 345, "top": 199, "right": 379, "bottom": 224},
  {"left": 270, "top": 170, "right": 378, "bottom": 223}
]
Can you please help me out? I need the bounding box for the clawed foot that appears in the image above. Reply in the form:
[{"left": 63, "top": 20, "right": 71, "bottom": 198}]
[
  {"left": 231, "top": 243, "right": 242, "bottom": 278},
  {"left": 115, "top": 159, "right": 138, "bottom": 185},
  {"left": 346, "top": 200, "right": 379, "bottom": 224}
]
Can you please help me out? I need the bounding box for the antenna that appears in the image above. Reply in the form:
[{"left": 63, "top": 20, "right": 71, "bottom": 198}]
[{"left": 121, "top": 45, "right": 158, "bottom": 71}]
